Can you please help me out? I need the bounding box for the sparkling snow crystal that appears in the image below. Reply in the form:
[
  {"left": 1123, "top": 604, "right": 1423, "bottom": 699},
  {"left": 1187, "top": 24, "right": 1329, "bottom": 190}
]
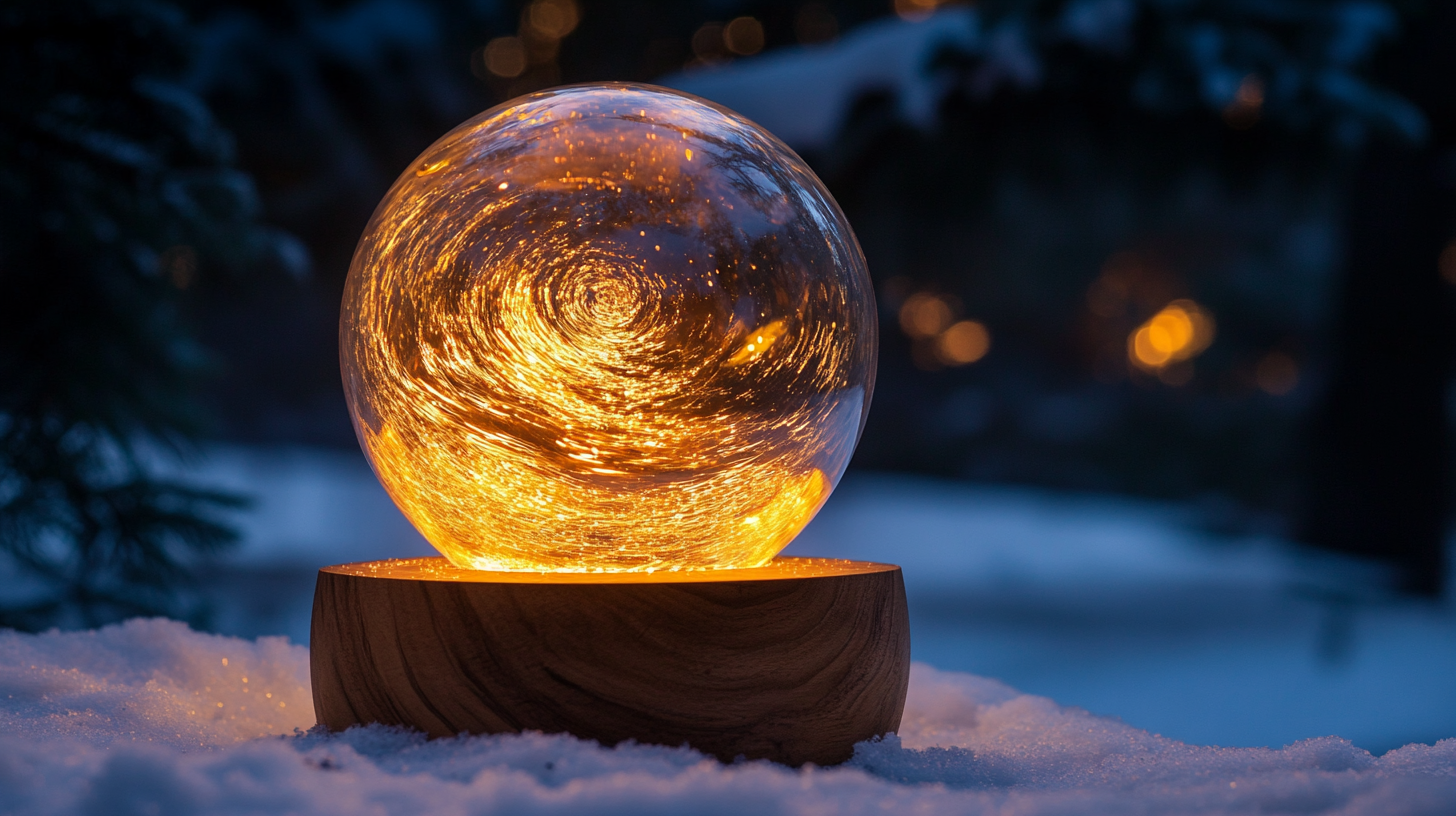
[{"left": 1, "top": 620, "right": 1453, "bottom": 815}]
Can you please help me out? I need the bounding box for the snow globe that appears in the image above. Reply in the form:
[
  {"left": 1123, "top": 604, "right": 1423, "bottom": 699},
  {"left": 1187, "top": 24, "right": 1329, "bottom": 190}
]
[{"left": 311, "top": 84, "right": 907, "bottom": 766}]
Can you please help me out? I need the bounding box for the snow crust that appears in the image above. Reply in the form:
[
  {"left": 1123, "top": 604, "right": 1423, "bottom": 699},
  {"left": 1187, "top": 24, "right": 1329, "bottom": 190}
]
[
  {"left": 3, "top": 620, "right": 1453, "bottom": 815},
  {"left": 0, "top": 619, "right": 311, "bottom": 749}
]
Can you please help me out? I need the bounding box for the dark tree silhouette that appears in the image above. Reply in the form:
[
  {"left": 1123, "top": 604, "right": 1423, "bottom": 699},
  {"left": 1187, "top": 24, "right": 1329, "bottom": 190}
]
[
  {"left": 1300, "top": 3, "right": 1456, "bottom": 596},
  {"left": 0, "top": 0, "right": 300, "bottom": 628}
]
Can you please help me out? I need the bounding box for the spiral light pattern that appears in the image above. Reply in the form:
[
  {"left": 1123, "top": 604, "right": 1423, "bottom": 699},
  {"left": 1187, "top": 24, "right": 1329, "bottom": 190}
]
[{"left": 341, "top": 84, "right": 876, "bottom": 572}]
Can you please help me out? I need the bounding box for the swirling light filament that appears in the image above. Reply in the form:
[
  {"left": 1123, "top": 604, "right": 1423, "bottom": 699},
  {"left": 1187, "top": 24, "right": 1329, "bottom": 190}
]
[{"left": 341, "top": 84, "right": 875, "bottom": 572}]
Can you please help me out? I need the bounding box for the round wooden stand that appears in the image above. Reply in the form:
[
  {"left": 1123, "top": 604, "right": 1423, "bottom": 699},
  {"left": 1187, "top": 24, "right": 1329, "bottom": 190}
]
[{"left": 310, "top": 556, "right": 909, "bottom": 766}]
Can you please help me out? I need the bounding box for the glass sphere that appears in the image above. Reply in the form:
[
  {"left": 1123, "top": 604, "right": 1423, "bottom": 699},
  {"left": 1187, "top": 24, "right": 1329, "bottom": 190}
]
[{"left": 340, "top": 83, "right": 876, "bottom": 572}]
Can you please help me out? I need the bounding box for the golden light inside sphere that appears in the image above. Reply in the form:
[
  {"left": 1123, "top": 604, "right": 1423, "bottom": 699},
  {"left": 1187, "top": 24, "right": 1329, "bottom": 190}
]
[{"left": 341, "top": 83, "right": 877, "bottom": 572}]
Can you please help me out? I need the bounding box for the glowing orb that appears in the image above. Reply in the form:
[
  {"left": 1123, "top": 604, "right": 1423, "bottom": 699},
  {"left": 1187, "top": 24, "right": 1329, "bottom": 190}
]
[{"left": 340, "top": 83, "right": 876, "bottom": 572}]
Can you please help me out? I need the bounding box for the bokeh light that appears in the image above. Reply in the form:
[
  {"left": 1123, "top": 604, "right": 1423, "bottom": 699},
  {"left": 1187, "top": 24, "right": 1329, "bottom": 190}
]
[
  {"left": 794, "top": 4, "right": 839, "bottom": 44},
  {"left": 525, "top": 0, "right": 579, "bottom": 40},
  {"left": 1255, "top": 352, "right": 1299, "bottom": 396},
  {"left": 899, "top": 292, "right": 954, "bottom": 338},
  {"left": 691, "top": 22, "right": 727, "bottom": 62},
  {"left": 1224, "top": 74, "right": 1264, "bottom": 129},
  {"left": 935, "top": 320, "right": 990, "bottom": 366},
  {"left": 893, "top": 0, "right": 941, "bottom": 22},
  {"left": 1128, "top": 299, "right": 1215, "bottom": 372},
  {"left": 723, "top": 17, "right": 765, "bottom": 56},
  {"left": 483, "top": 37, "right": 527, "bottom": 79},
  {"left": 1439, "top": 239, "right": 1456, "bottom": 285},
  {"left": 341, "top": 84, "right": 877, "bottom": 572}
]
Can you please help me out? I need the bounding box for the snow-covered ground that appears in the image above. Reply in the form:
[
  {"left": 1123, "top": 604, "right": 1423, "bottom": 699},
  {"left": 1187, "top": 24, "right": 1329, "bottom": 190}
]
[
  {"left": 789, "top": 478, "right": 1456, "bottom": 754},
  {"left": 188, "top": 445, "right": 1456, "bottom": 755},
  {"left": 12, "top": 443, "right": 1451, "bottom": 814},
  {"left": 3, "top": 619, "right": 1453, "bottom": 816}
]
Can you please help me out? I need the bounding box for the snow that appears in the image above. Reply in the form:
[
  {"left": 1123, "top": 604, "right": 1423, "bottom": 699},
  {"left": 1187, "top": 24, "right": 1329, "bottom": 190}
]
[
  {"left": 661, "top": 3, "right": 1425, "bottom": 154},
  {"left": 0, "top": 618, "right": 310, "bottom": 749},
  {"left": 787, "top": 476, "right": 1456, "bottom": 753},
  {"left": 660, "top": 10, "right": 978, "bottom": 151},
  {"left": 19, "top": 445, "right": 1448, "bottom": 811},
  {"left": 3, "top": 620, "right": 1454, "bottom": 816},
  {"left": 184, "top": 445, "right": 434, "bottom": 567},
  {"left": 177, "top": 446, "right": 1456, "bottom": 753}
]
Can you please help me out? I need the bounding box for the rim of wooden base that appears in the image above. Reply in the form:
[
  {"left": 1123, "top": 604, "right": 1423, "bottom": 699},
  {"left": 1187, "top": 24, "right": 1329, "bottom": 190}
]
[{"left": 320, "top": 556, "right": 897, "bottom": 585}]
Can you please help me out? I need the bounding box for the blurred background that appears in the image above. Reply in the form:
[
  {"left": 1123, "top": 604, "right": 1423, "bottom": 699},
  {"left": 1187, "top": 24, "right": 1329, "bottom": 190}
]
[{"left": 3, "top": 0, "right": 1455, "bottom": 754}]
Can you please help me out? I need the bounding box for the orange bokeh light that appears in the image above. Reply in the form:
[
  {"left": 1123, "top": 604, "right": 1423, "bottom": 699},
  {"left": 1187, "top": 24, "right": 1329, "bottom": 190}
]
[
  {"left": 1439, "top": 240, "right": 1456, "bottom": 285},
  {"left": 724, "top": 17, "right": 765, "bottom": 55},
  {"left": 899, "top": 293, "right": 954, "bottom": 338},
  {"left": 1128, "top": 300, "right": 1215, "bottom": 372},
  {"left": 935, "top": 320, "right": 990, "bottom": 366},
  {"left": 894, "top": 0, "right": 941, "bottom": 22}
]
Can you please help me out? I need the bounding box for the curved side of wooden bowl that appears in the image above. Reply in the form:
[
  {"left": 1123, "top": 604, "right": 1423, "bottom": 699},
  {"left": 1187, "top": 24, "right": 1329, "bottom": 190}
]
[{"left": 310, "top": 558, "right": 910, "bottom": 766}]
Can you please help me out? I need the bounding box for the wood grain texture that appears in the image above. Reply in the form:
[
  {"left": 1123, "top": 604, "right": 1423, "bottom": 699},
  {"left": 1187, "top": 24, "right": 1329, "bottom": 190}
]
[{"left": 310, "top": 557, "right": 910, "bottom": 766}]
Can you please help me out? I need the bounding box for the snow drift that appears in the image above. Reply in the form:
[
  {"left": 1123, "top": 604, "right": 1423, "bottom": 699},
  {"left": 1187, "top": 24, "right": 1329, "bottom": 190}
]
[{"left": 2, "top": 619, "right": 1453, "bottom": 815}]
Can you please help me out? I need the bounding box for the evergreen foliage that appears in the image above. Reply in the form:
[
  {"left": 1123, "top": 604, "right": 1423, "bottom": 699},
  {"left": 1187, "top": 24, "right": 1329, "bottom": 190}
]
[{"left": 0, "top": 0, "right": 300, "bottom": 629}]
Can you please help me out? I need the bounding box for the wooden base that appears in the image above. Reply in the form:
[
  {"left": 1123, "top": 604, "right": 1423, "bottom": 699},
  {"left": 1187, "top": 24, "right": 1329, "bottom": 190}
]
[{"left": 310, "top": 556, "right": 909, "bottom": 766}]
